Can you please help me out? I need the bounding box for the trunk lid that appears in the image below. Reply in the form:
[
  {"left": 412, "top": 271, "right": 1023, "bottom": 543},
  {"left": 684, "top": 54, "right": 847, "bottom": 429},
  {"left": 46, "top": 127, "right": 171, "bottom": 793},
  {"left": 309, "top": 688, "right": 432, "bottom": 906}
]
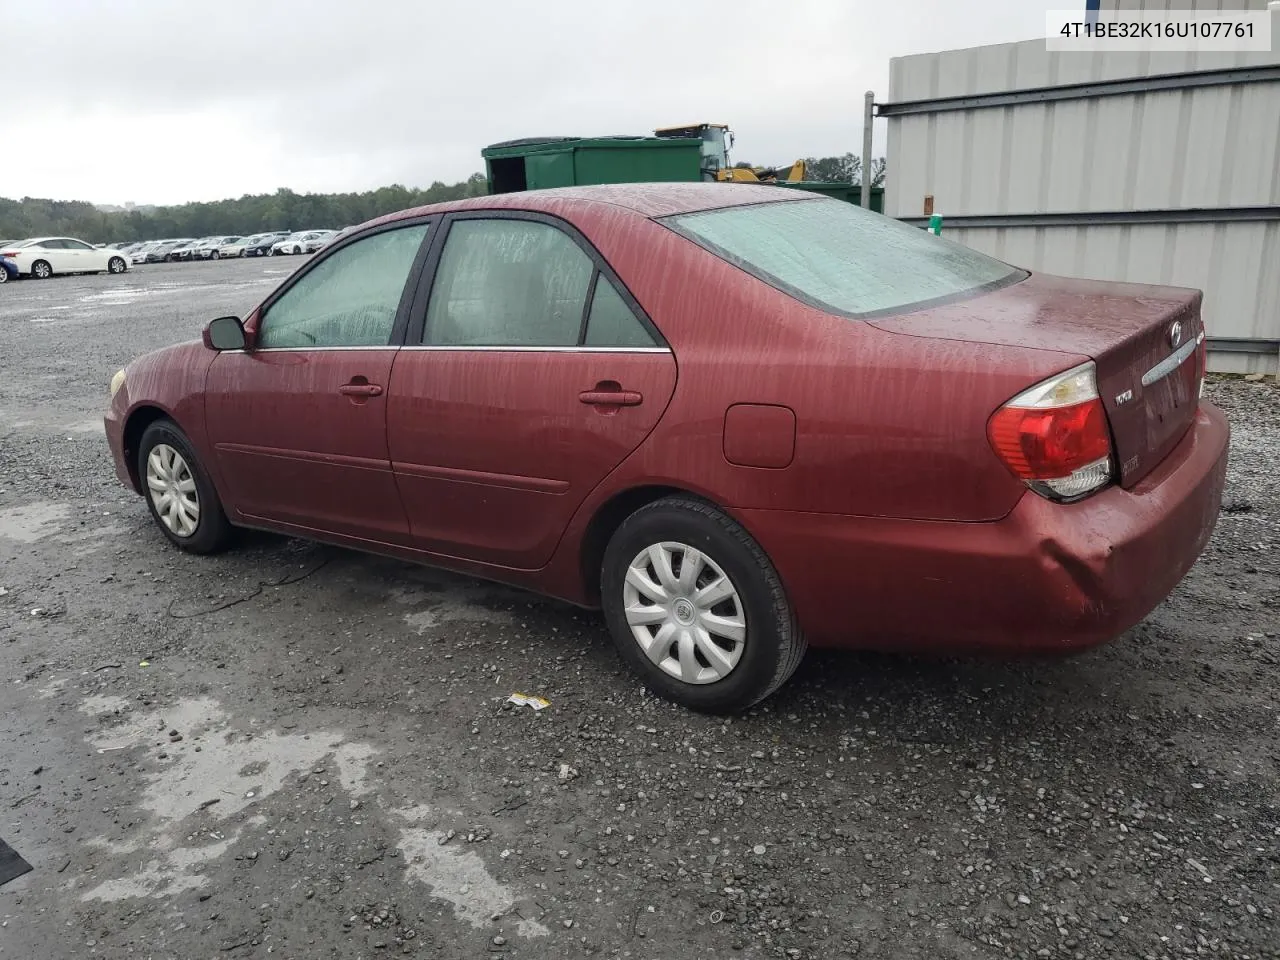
[{"left": 868, "top": 272, "right": 1204, "bottom": 488}]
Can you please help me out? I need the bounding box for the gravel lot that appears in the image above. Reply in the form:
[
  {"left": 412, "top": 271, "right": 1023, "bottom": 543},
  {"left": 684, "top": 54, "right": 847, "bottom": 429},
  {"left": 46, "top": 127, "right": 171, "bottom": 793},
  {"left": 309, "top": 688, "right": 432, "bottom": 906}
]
[{"left": 0, "top": 259, "right": 1277, "bottom": 960}]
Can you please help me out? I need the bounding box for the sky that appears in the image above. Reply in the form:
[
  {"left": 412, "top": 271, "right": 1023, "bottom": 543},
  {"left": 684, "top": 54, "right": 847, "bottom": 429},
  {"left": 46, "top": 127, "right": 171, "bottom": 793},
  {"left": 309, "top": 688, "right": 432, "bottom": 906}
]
[{"left": 1, "top": 0, "right": 1051, "bottom": 206}]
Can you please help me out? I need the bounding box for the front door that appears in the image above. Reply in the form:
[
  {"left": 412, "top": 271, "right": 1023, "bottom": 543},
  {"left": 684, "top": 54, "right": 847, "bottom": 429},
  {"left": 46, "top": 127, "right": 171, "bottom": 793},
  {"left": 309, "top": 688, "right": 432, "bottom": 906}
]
[
  {"left": 64, "top": 238, "right": 101, "bottom": 271},
  {"left": 205, "top": 221, "right": 432, "bottom": 543},
  {"left": 388, "top": 214, "right": 677, "bottom": 569}
]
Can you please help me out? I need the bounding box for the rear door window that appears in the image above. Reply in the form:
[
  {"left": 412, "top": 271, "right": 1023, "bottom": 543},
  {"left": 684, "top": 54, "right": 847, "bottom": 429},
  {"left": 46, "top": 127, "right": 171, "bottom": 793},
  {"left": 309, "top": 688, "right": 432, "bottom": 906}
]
[
  {"left": 583, "top": 276, "right": 657, "bottom": 348},
  {"left": 423, "top": 219, "right": 594, "bottom": 347}
]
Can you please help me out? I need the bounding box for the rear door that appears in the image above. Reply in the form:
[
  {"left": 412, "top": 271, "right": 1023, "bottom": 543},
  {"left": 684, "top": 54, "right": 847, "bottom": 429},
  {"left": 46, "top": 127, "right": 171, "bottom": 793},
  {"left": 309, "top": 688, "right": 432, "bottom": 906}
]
[
  {"left": 205, "top": 220, "right": 433, "bottom": 542},
  {"left": 37, "top": 239, "right": 72, "bottom": 271},
  {"left": 387, "top": 213, "right": 677, "bottom": 568}
]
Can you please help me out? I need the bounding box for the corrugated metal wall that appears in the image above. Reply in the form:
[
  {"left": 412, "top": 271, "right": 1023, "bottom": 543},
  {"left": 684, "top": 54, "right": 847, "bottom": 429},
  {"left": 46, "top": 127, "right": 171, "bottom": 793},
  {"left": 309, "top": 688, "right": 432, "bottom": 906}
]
[
  {"left": 1104, "top": 0, "right": 1265, "bottom": 11},
  {"left": 882, "top": 5, "right": 1280, "bottom": 373}
]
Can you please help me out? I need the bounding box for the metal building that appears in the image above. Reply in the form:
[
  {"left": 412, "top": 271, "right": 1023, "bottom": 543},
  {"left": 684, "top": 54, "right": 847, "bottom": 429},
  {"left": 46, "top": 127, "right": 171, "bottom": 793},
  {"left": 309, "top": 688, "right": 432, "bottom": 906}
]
[{"left": 878, "top": 0, "right": 1280, "bottom": 373}]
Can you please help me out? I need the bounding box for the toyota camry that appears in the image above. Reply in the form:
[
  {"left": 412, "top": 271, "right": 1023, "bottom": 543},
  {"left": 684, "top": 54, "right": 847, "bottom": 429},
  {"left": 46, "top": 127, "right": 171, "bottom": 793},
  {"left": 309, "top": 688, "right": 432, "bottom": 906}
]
[{"left": 104, "top": 183, "right": 1229, "bottom": 713}]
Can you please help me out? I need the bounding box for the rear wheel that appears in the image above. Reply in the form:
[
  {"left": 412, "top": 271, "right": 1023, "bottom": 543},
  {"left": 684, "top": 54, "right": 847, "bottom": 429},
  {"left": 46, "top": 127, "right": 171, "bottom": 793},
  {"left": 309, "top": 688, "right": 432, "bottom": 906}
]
[
  {"left": 31, "top": 260, "right": 52, "bottom": 279},
  {"left": 0, "top": 268, "right": 8, "bottom": 284},
  {"left": 600, "top": 496, "right": 805, "bottom": 713},
  {"left": 137, "top": 419, "right": 233, "bottom": 554}
]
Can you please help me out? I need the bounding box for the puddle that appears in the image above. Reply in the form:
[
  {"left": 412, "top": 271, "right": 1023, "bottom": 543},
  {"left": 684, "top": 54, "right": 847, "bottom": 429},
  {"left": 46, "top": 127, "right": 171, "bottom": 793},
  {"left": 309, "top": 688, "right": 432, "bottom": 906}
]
[
  {"left": 64, "top": 419, "right": 105, "bottom": 434},
  {"left": 389, "top": 584, "right": 516, "bottom": 635},
  {"left": 80, "top": 695, "right": 374, "bottom": 830},
  {"left": 0, "top": 501, "right": 71, "bottom": 543},
  {"left": 55, "top": 521, "right": 127, "bottom": 557},
  {"left": 78, "top": 287, "right": 149, "bottom": 304},
  {"left": 73, "top": 692, "right": 542, "bottom": 935},
  {"left": 397, "top": 808, "right": 548, "bottom": 936},
  {"left": 37, "top": 677, "right": 70, "bottom": 699}
]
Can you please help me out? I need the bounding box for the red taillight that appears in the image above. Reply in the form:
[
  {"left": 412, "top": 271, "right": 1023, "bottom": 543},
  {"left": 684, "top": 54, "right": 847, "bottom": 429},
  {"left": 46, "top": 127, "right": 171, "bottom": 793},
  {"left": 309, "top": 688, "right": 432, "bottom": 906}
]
[
  {"left": 987, "top": 361, "right": 1114, "bottom": 502},
  {"left": 989, "top": 399, "right": 1110, "bottom": 478},
  {"left": 0, "top": 250, "right": 17, "bottom": 258}
]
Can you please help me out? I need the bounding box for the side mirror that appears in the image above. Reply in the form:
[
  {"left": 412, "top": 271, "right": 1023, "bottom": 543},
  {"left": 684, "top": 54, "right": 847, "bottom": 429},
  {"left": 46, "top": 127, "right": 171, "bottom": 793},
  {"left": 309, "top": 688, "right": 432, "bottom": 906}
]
[{"left": 203, "top": 316, "right": 247, "bottom": 351}]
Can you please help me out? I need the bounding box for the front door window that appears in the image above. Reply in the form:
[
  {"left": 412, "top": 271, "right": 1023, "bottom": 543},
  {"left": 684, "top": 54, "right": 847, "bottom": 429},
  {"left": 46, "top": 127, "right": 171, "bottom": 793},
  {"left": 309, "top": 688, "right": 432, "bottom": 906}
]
[{"left": 258, "top": 224, "right": 430, "bottom": 349}]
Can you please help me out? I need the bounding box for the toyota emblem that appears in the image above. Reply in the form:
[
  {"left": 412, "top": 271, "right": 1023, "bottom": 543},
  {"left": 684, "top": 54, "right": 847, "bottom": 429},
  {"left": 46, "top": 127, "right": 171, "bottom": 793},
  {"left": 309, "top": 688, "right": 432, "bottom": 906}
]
[{"left": 1169, "top": 320, "right": 1183, "bottom": 348}]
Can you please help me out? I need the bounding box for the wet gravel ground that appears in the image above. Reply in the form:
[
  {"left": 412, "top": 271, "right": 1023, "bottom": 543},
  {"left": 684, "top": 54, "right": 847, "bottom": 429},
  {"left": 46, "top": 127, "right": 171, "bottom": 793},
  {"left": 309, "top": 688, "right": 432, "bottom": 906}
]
[{"left": 0, "top": 260, "right": 1277, "bottom": 960}]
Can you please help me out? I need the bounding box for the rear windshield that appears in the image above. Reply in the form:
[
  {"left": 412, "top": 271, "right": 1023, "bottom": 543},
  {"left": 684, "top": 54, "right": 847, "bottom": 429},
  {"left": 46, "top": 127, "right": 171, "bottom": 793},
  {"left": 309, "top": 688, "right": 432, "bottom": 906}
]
[{"left": 664, "top": 198, "right": 1024, "bottom": 318}]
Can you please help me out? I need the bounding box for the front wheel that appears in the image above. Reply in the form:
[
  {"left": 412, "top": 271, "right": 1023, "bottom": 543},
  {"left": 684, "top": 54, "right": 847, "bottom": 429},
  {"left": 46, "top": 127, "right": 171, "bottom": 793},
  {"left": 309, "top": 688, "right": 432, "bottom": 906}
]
[
  {"left": 108, "top": 256, "right": 126, "bottom": 274},
  {"left": 0, "top": 268, "right": 8, "bottom": 284},
  {"left": 137, "top": 419, "right": 233, "bottom": 554},
  {"left": 600, "top": 496, "right": 805, "bottom": 714},
  {"left": 210, "top": 250, "right": 220, "bottom": 260}
]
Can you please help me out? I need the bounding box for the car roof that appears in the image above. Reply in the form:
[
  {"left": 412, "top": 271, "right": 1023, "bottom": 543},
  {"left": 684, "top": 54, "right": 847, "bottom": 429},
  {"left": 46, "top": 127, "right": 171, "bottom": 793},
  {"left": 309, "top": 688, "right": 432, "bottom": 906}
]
[{"left": 374, "top": 182, "right": 811, "bottom": 228}]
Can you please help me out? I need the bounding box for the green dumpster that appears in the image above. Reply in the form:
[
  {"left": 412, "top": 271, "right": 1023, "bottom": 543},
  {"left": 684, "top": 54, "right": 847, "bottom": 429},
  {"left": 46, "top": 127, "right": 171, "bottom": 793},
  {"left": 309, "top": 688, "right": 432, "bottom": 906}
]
[
  {"left": 776, "top": 181, "right": 884, "bottom": 212},
  {"left": 483, "top": 136, "right": 704, "bottom": 194}
]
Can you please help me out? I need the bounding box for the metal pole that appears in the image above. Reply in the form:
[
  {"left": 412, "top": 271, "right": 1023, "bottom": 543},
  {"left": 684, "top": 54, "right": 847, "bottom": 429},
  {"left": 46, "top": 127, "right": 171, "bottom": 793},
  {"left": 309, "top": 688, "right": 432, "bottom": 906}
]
[{"left": 861, "top": 91, "right": 874, "bottom": 209}]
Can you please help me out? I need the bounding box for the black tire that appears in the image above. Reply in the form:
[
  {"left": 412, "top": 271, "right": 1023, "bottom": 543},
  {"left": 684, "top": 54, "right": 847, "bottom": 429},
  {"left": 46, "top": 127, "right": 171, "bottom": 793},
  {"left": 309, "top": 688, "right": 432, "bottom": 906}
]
[
  {"left": 108, "top": 256, "right": 126, "bottom": 274},
  {"left": 600, "top": 496, "right": 805, "bottom": 714},
  {"left": 137, "top": 419, "right": 233, "bottom": 554},
  {"left": 0, "top": 268, "right": 8, "bottom": 284},
  {"left": 31, "top": 259, "right": 52, "bottom": 279},
  {"left": 210, "top": 250, "right": 220, "bottom": 260}
]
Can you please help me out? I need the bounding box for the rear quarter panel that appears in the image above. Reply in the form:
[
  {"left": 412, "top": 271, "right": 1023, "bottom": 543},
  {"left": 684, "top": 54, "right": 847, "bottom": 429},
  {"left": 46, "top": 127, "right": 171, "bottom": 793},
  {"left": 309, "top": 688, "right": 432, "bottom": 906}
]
[{"left": 558, "top": 207, "right": 1088, "bottom": 522}]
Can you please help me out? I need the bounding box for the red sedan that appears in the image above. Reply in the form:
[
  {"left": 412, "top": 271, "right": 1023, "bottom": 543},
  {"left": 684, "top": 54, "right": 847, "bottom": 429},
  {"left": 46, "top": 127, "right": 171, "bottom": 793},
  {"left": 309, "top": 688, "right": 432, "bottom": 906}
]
[{"left": 105, "top": 183, "right": 1229, "bottom": 712}]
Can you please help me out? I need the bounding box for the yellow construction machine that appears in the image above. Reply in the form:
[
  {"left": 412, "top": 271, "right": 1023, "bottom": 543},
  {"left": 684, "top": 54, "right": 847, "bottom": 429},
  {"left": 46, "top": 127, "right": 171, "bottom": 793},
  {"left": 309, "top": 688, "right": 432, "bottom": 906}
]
[{"left": 653, "top": 124, "right": 807, "bottom": 184}]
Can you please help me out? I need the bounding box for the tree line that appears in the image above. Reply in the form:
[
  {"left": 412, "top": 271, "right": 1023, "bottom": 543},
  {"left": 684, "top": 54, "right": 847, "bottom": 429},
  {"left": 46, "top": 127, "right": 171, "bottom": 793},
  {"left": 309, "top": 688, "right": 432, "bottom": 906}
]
[
  {"left": 802, "top": 154, "right": 886, "bottom": 186},
  {"left": 0, "top": 174, "right": 490, "bottom": 244},
  {"left": 0, "top": 155, "right": 884, "bottom": 245}
]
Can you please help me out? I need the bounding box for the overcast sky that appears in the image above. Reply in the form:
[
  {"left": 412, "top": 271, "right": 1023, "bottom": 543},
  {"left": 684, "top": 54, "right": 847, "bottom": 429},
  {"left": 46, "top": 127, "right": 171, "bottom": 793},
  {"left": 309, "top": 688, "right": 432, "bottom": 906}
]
[{"left": 3, "top": 0, "right": 1049, "bottom": 206}]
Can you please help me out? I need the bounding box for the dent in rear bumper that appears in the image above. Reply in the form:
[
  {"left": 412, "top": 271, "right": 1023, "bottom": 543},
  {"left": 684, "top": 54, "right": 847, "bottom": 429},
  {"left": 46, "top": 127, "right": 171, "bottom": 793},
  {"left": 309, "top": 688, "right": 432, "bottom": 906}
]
[{"left": 741, "top": 402, "right": 1230, "bottom": 653}]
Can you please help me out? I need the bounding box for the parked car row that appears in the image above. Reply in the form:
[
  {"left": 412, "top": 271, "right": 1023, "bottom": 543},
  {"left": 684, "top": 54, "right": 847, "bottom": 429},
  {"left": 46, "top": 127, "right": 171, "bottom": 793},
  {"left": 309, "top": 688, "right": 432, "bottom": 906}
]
[
  {"left": 118, "top": 229, "right": 343, "bottom": 265},
  {"left": 0, "top": 227, "right": 348, "bottom": 281},
  {"left": 0, "top": 236, "right": 131, "bottom": 279}
]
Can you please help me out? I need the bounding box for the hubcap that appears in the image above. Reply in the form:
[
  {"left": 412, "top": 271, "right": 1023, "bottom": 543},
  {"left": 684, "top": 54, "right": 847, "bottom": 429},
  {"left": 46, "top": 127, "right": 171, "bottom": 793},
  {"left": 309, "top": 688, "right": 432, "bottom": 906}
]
[
  {"left": 145, "top": 443, "right": 200, "bottom": 537},
  {"left": 623, "top": 541, "right": 746, "bottom": 685}
]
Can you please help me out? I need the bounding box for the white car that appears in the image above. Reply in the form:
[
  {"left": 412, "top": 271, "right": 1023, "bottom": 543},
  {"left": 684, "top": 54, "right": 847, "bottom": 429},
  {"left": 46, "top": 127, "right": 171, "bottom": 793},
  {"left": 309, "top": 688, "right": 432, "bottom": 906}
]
[
  {"left": 218, "top": 235, "right": 259, "bottom": 258},
  {"left": 130, "top": 243, "right": 158, "bottom": 265},
  {"left": 0, "top": 237, "right": 130, "bottom": 279},
  {"left": 270, "top": 231, "right": 325, "bottom": 256}
]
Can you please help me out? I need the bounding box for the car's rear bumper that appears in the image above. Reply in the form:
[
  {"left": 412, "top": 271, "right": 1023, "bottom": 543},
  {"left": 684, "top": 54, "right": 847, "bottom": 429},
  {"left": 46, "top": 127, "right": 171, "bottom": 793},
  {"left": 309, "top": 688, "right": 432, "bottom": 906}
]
[{"left": 740, "top": 402, "right": 1230, "bottom": 654}]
